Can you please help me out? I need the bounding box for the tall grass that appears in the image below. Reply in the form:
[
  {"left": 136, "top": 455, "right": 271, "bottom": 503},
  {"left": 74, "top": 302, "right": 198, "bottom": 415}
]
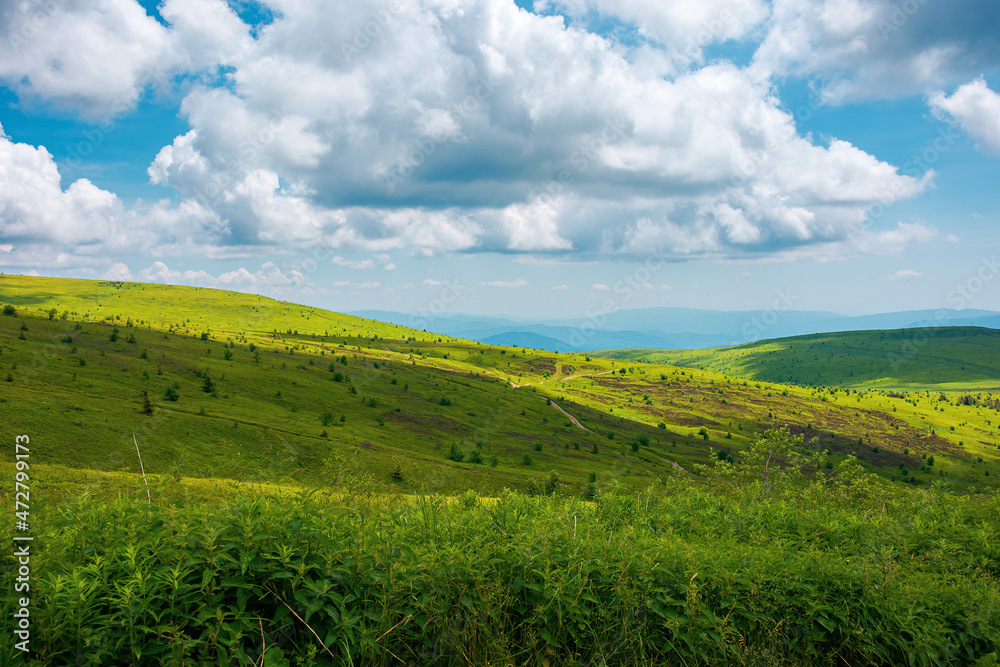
[{"left": 2, "top": 453, "right": 998, "bottom": 666}]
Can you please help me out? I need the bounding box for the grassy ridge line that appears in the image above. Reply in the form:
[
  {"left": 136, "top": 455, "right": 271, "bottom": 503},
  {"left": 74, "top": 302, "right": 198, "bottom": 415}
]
[
  {"left": 2, "top": 440, "right": 998, "bottom": 666},
  {"left": 0, "top": 275, "right": 427, "bottom": 344},
  {"left": 597, "top": 327, "right": 1000, "bottom": 390}
]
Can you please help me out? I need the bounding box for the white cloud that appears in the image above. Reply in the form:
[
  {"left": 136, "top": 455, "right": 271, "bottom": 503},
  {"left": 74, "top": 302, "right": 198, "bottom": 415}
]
[
  {"left": 540, "top": 0, "right": 769, "bottom": 70},
  {"left": 592, "top": 283, "right": 610, "bottom": 290},
  {"left": 481, "top": 279, "right": 530, "bottom": 288},
  {"left": 132, "top": 0, "right": 931, "bottom": 261},
  {"left": 0, "top": 0, "right": 250, "bottom": 119},
  {"left": 552, "top": 283, "right": 569, "bottom": 290},
  {"left": 887, "top": 269, "right": 922, "bottom": 281},
  {"left": 129, "top": 261, "right": 305, "bottom": 294},
  {"left": 0, "top": 0, "right": 948, "bottom": 270},
  {"left": 751, "top": 0, "right": 1000, "bottom": 103},
  {"left": 929, "top": 78, "right": 1000, "bottom": 155},
  {"left": 102, "top": 263, "right": 134, "bottom": 280},
  {"left": 332, "top": 256, "right": 378, "bottom": 270},
  {"left": 0, "top": 244, "right": 12, "bottom": 253},
  {"left": 946, "top": 233, "right": 961, "bottom": 243}
]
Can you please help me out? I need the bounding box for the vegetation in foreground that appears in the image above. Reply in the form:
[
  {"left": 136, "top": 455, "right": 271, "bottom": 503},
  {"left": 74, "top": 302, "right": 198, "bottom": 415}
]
[{"left": 1, "top": 430, "right": 998, "bottom": 666}]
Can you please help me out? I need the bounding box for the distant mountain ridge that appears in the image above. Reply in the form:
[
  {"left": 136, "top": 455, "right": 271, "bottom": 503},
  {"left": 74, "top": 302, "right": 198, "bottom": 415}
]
[{"left": 350, "top": 308, "right": 1000, "bottom": 352}]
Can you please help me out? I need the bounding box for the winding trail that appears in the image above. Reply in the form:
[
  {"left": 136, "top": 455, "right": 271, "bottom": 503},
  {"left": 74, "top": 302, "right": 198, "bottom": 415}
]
[
  {"left": 548, "top": 400, "right": 593, "bottom": 433},
  {"left": 659, "top": 457, "right": 689, "bottom": 474}
]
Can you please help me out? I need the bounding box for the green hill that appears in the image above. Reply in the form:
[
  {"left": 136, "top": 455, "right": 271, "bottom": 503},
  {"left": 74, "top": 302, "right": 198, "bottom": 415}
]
[
  {"left": 2, "top": 276, "right": 999, "bottom": 494},
  {"left": 2, "top": 276, "right": 1000, "bottom": 664},
  {"left": 597, "top": 328, "right": 1000, "bottom": 391}
]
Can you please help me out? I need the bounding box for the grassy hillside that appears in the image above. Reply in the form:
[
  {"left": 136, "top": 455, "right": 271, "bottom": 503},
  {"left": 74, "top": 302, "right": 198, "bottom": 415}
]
[
  {"left": 2, "top": 276, "right": 999, "bottom": 495},
  {"left": 598, "top": 328, "right": 1000, "bottom": 391},
  {"left": 2, "top": 276, "right": 1000, "bottom": 665},
  {"left": 2, "top": 450, "right": 999, "bottom": 665}
]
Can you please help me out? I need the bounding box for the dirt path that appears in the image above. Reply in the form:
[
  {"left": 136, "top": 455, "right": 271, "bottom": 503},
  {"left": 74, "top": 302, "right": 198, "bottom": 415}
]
[
  {"left": 384, "top": 346, "right": 411, "bottom": 358},
  {"left": 548, "top": 400, "right": 593, "bottom": 433},
  {"left": 659, "top": 457, "right": 689, "bottom": 474}
]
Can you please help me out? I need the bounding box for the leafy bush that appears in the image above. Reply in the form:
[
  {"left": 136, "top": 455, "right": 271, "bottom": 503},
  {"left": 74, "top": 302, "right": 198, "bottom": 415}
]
[{"left": 1, "top": 446, "right": 999, "bottom": 665}]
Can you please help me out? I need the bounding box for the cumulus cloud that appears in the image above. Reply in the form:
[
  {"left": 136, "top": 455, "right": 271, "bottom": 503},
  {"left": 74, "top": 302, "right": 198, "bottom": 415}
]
[
  {"left": 0, "top": 122, "right": 238, "bottom": 262},
  {"left": 929, "top": 78, "right": 1000, "bottom": 155},
  {"left": 887, "top": 268, "right": 922, "bottom": 280},
  {"left": 102, "top": 263, "right": 134, "bottom": 280},
  {"left": 0, "top": 0, "right": 251, "bottom": 119},
  {"left": 538, "top": 0, "right": 770, "bottom": 70},
  {"left": 751, "top": 0, "right": 1000, "bottom": 103},
  {"left": 139, "top": 1, "right": 931, "bottom": 261},
  {"left": 128, "top": 261, "right": 305, "bottom": 294},
  {"left": 0, "top": 0, "right": 954, "bottom": 269}
]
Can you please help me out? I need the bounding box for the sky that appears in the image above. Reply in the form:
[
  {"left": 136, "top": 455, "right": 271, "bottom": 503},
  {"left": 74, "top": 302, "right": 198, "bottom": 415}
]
[{"left": 1, "top": 0, "right": 999, "bottom": 322}]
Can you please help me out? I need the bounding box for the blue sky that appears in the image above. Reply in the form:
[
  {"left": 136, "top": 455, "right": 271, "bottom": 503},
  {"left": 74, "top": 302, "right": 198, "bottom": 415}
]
[{"left": 1, "top": 0, "right": 998, "bottom": 320}]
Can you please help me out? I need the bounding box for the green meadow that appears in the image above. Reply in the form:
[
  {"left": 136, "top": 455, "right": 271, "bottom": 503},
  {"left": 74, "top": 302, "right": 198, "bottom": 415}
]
[
  {"left": 598, "top": 328, "right": 1000, "bottom": 391},
  {"left": 1, "top": 276, "right": 999, "bottom": 664}
]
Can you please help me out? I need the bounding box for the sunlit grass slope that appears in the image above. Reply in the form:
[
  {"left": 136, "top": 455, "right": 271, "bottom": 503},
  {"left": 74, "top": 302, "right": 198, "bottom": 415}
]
[{"left": 1, "top": 276, "right": 999, "bottom": 494}]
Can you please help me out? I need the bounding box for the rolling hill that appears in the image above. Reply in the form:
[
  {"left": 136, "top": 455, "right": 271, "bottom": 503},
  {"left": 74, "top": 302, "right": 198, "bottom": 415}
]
[
  {"left": 2, "top": 276, "right": 999, "bottom": 495},
  {"left": 597, "top": 328, "right": 1000, "bottom": 391},
  {"left": 3, "top": 276, "right": 1000, "bottom": 664}
]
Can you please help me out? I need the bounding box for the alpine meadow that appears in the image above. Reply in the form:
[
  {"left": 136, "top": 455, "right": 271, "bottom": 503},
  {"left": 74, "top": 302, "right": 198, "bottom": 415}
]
[
  {"left": 3, "top": 0, "right": 1000, "bottom": 664},
  {"left": 1, "top": 276, "right": 999, "bottom": 665}
]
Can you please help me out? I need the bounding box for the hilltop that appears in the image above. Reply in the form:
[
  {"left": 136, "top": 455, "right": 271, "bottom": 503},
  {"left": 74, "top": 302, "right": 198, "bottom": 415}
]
[{"left": 597, "top": 328, "right": 1000, "bottom": 391}]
